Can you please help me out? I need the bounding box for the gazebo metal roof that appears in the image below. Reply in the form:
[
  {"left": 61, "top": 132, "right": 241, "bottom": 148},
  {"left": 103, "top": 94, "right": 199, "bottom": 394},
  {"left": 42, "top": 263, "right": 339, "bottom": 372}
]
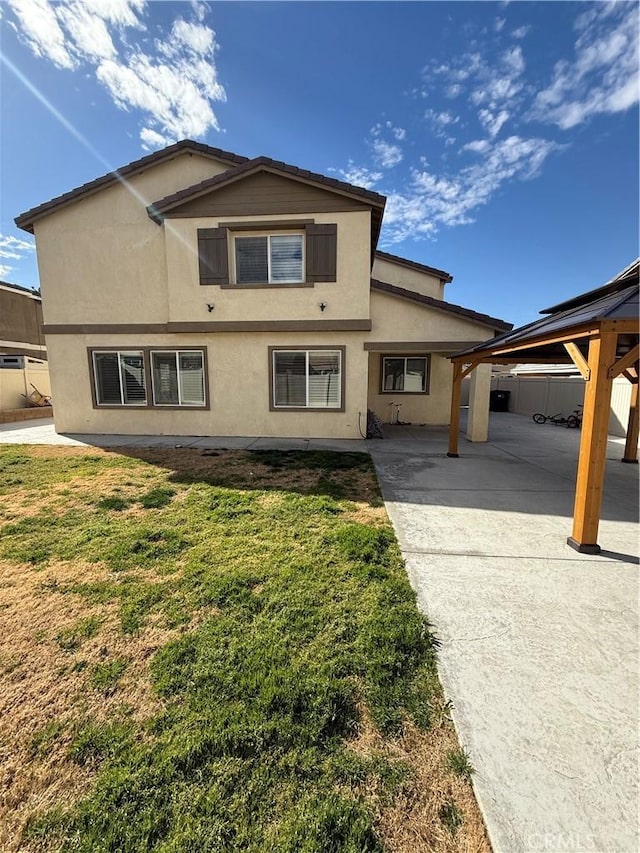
[{"left": 447, "top": 260, "right": 639, "bottom": 555}]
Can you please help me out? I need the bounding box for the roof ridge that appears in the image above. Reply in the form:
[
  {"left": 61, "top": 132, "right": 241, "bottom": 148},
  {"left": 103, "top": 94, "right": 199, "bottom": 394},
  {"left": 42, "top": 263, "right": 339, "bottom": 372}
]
[{"left": 15, "top": 139, "right": 249, "bottom": 233}]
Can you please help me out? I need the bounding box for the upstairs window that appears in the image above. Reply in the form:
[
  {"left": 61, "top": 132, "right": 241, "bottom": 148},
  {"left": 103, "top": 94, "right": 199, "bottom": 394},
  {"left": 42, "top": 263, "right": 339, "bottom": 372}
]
[
  {"left": 382, "top": 356, "right": 429, "bottom": 394},
  {"left": 235, "top": 234, "right": 304, "bottom": 284},
  {"left": 198, "top": 223, "right": 336, "bottom": 286},
  {"left": 93, "top": 351, "right": 146, "bottom": 406}
]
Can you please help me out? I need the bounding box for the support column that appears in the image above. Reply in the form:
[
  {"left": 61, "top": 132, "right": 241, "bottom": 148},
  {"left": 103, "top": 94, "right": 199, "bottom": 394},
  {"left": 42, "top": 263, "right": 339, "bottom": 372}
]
[
  {"left": 447, "top": 362, "right": 463, "bottom": 457},
  {"left": 622, "top": 381, "right": 639, "bottom": 463},
  {"left": 466, "top": 362, "right": 492, "bottom": 442},
  {"left": 567, "top": 332, "right": 617, "bottom": 554}
]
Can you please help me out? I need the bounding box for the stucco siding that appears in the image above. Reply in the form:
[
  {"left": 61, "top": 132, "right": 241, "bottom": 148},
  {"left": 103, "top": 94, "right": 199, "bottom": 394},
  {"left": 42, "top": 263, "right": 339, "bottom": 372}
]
[
  {"left": 165, "top": 211, "right": 372, "bottom": 322},
  {"left": 47, "top": 333, "right": 369, "bottom": 438},
  {"left": 372, "top": 256, "right": 444, "bottom": 299},
  {"left": 33, "top": 153, "right": 231, "bottom": 326},
  {"left": 367, "top": 352, "right": 453, "bottom": 424},
  {"left": 370, "top": 290, "right": 493, "bottom": 340}
]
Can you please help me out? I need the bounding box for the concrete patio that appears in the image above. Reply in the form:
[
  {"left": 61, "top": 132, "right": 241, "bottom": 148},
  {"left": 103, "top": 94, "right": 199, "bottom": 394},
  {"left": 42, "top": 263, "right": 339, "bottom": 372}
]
[
  {"left": 1, "top": 411, "right": 638, "bottom": 851},
  {"left": 370, "top": 412, "right": 638, "bottom": 853}
]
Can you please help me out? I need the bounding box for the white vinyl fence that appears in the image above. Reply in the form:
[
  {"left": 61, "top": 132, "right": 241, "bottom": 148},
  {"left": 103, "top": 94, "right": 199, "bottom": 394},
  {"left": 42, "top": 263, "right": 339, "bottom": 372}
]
[
  {"left": 461, "top": 374, "right": 632, "bottom": 437},
  {"left": 0, "top": 359, "right": 51, "bottom": 411}
]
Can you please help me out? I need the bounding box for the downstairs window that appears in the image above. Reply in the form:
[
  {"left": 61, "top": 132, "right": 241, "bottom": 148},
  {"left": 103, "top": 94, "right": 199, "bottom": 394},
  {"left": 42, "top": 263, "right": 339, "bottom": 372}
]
[{"left": 272, "top": 349, "right": 342, "bottom": 409}]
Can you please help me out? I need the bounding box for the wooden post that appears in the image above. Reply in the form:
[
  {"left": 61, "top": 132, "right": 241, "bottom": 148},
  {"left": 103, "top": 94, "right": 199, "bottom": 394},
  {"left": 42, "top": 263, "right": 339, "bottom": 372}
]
[
  {"left": 567, "top": 332, "right": 617, "bottom": 554},
  {"left": 622, "top": 380, "right": 639, "bottom": 463},
  {"left": 448, "top": 362, "right": 463, "bottom": 457}
]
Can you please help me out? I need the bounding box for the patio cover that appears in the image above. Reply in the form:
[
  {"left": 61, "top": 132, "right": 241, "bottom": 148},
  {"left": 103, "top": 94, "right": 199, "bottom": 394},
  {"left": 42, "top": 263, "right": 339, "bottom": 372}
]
[{"left": 448, "top": 260, "right": 639, "bottom": 554}]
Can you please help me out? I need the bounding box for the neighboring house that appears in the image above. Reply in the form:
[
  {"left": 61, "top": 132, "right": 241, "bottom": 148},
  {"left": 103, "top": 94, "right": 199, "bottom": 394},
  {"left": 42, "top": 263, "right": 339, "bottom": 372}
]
[
  {"left": 0, "top": 280, "right": 46, "bottom": 359},
  {"left": 15, "top": 140, "right": 511, "bottom": 439}
]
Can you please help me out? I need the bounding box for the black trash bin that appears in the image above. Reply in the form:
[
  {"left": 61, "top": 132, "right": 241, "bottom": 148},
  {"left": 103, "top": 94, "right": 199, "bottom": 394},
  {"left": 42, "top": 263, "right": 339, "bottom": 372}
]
[{"left": 489, "top": 389, "right": 510, "bottom": 412}]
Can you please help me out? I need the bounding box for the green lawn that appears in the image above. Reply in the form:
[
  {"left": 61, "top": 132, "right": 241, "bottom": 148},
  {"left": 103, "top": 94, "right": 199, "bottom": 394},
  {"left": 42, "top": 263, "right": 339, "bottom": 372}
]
[{"left": 0, "top": 445, "right": 487, "bottom": 853}]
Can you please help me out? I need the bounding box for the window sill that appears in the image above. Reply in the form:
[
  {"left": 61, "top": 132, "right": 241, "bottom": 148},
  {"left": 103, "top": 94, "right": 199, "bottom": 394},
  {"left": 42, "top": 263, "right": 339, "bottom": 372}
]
[
  {"left": 270, "top": 406, "right": 345, "bottom": 413},
  {"left": 220, "top": 281, "right": 315, "bottom": 289},
  {"left": 379, "top": 391, "right": 430, "bottom": 396}
]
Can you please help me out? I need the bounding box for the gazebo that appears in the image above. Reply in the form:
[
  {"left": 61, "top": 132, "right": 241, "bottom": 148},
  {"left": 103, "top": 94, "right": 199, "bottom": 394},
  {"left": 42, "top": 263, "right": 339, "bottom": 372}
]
[{"left": 448, "top": 260, "right": 639, "bottom": 554}]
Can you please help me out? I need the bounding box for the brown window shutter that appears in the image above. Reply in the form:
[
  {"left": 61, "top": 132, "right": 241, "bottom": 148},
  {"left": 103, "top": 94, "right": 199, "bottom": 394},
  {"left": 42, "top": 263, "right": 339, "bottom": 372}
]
[
  {"left": 198, "top": 227, "right": 228, "bottom": 285},
  {"left": 306, "top": 223, "right": 337, "bottom": 283}
]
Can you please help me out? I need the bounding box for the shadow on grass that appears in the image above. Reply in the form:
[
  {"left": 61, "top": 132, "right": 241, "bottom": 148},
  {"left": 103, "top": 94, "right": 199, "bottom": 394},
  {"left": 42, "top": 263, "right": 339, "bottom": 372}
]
[{"left": 101, "top": 446, "right": 384, "bottom": 506}]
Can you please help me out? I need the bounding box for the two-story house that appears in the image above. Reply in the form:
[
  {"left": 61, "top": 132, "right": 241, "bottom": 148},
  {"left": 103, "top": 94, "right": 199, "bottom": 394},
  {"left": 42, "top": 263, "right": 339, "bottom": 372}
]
[{"left": 15, "top": 140, "right": 511, "bottom": 439}]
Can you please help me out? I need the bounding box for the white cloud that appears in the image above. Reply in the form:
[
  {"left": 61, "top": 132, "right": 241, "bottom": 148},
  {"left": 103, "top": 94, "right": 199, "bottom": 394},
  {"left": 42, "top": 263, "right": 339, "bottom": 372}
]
[
  {"left": 56, "top": 1, "right": 117, "bottom": 60},
  {"left": 378, "top": 135, "right": 560, "bottom": 244},
  {"left": 372, "top": 138, "right": 403, "bottom": 168},
  {"left": 502, "top": 45, "right": 525, "bottom": 75},
  {"left": 332, "top": 162, "right": 383, "bottom": 190},
  {"left": 511, "top": 25, "right": 531, "bottom": 39},
  {"left": 532, "top": 2, "right": 639, "bottom": 129},
  {"left": 6, "top": 0, "right": 226, "bottom": 148},
  {"left": 8, "top": 0, "right": 76, "bottom": 68},
  {"left": 139, "top": 127, "right": 170, "bottom": 149},
  {"left": 478, "top": 108, "right": 510, "bottom": 138},
  {"left": 0, "top": 234, "right": 36, "bottom": 278},
  {"left": 446, "top": 83, "right": 463, "bottom": 98},
  {"left": 369, "top": 124, "right": 404, "bottom": 168},
  {"left": 495, "top": 17, "right": 506, "bottom": 33}
]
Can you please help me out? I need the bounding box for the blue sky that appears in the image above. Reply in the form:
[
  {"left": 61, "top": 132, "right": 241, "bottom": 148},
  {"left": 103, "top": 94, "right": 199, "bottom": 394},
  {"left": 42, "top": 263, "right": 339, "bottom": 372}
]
[{"left": 1, "top": 0, "right": 638, "bottom": 326}]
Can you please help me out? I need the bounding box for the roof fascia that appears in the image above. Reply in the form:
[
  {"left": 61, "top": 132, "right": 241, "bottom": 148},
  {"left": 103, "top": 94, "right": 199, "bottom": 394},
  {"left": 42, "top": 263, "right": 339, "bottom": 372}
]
[
  {"left": 374, "top": 250, "right": 453, "bottom": 283},
  {"left": 15, "top": 142, "right": 247, "bottom": 234}
]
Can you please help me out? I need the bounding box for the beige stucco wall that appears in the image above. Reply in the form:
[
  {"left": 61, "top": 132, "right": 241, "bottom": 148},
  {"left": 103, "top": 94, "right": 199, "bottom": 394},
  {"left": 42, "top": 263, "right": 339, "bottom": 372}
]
[
  {"left": 33, "top": 153, "right": 231, "bottom": 326},
  {"left": 370, "top": 290, "right": 494, "bottom": 341},
  {"left": 372, "top": 256, "right": 444, "bottom": 300},
  {"left": 366, "top": 290, "right": 497, "bottom": 425},
  {"left": 367, "top": 352, "right": 454, "bottom": 424},
  {"left": 47, "top": 333, "right": 369, "bottom": 438},
  {"left": 164, "top": 211, "right": 372, "bottom": 322}
]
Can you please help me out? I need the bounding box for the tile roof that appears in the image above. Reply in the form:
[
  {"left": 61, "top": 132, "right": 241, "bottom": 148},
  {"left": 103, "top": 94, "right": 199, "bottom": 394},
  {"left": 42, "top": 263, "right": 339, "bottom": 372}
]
[
  {"left": 374, "top": 250, "right": 453, "bottom": 283},
  {"left": 15, "top": 140, "right": 249, "bottom": 233},
  {"left": 370, "top": 279, "right": 512, "bottom": 331},
  {"left": 0, "top": 279, "right": 41, "bottom": 299}
]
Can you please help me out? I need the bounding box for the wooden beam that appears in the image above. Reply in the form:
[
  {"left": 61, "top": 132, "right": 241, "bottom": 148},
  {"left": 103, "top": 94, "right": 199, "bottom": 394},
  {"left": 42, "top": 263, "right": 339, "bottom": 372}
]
[
  {"left": 623, "top": 365, "right": 639, "bottom": 384},
  {"left": 447, "top": 362, "right": 463, "bottom": 458},
  {"left": 460, "top": 359, "right": 480, "bottom": 379},
  {"left": 451, "top": 356, "right": 574, "bottom": 365},
  {"left": 488, "top": 327, "right": 599, "bottom": 357},
  {"left": 622, "top": 381, "right": 639, "bottom": 463},
  {"left": 563, "top": 342, "right": 590, "bottom": 381},
  {"left": 568, "top": 332, "right": 618, "bottom": 554},
  {"left": 600, "top": 319, "right": 640, "bottom": 335},
  {"left": 608, "top": 344, "right": 640, "bottom": 380}
]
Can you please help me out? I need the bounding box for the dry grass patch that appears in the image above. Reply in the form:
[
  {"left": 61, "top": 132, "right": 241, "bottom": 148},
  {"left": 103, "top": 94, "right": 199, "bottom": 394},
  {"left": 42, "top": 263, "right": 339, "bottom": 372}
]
[
  {"left": 349, "top": 705, "right": 489, "bottom": 853},
  {"left": 0, "top": 557, "right": 197, "bottom": 852}
]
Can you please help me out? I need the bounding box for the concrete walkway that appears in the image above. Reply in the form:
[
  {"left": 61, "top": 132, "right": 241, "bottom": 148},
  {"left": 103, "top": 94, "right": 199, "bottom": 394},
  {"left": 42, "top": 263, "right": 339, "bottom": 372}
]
[
  {"left": 0, "top": 417, "right": 366, "bottom": 453},
  {"left": 370, "top": 413, "right": 638, "bottom": 853},
  {"left": 2, "top": 413, "right": 638, "bottom": 851}
]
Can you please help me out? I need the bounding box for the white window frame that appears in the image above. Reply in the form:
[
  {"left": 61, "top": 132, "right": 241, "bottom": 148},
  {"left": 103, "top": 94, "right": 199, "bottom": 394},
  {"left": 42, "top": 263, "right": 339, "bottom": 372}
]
[
  {"left": 92, "top": 350, "right": 146, "bottom": 407},
  {"left": 150, "top": 349, "right": 206, "bottom": 407},
  {"left": 381, "top": 355, "right": 429, "bottom": 394},
  {"left": 233, "top": 232, "right": 305, "bottom": 285},
  {"left": 272, "top": 348, "right": 342, "bottom": 409}
]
